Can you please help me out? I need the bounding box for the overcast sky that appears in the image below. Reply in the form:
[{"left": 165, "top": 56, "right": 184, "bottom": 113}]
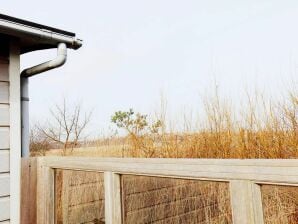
[{"left": 2, "top": 0, "right": 298, "bottom": 135}]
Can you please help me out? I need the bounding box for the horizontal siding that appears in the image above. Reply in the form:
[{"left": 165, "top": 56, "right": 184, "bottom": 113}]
[
  {"left": 0, "top": 62, "right": 8, "bottom": 82},
  {"left": 0, "top": 197, "right": 9, "bottom": 222},
  {"left": 0, "top": 174, "right": 9, "bottom": 197},
  {"left": 0, "top": 52, "right": 9, "bottom": 224},
  {"left": 0, "top": 82, "right": 9, "bottom": 104},
  {"left": 0, "top": 127, "right": 9, "bottom": 149},
  {"left": 0, "top": 105, "right": 9, "bottom": 126},
  {"left": 0, "top": 151, "right": 9, "bottom": 173}
]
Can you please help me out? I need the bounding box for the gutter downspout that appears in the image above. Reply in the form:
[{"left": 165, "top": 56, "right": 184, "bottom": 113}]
[{"left": 20, "top": 43, "right": 67, "bottom": 157}]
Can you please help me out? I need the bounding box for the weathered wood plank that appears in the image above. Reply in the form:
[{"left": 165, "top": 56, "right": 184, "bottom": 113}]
[
  {"left": 0, "top": 127, "right": 9, "bottom": 149},
  {"left": 0, "top": 105, "right": 9, "bottom": 126},
  {"left": 43, "top": 157, "right": 298, "bottom": 166},
  {"left": 57, "top": 170, "right": 105, "bottom": 224},
  {"left": 21, "top": 158, "right": 37, "bottom": 224},
  {"left": 68, "top": 201, "right": 105, "bottom": 224},
  {"left": 43, "top": 157, "right": 298, "bottom": 185},
  {"left": 104, "top": 172, "right": 121, "bottom": 224},
  {"left": 0, "top": 151, "right": 9, "bottom": 173},
  {"left": 0, "top": 174, "right": 9, "bottom": 197},
  {"left": 0, "top": 82, "right": 9, "bottom": 104},
  {"left": 251, "top": 184, "right": 264, "bottom": 224},
  {"left": 36, "top": 160, "right": 55, "bottom": 224},
  {"left": 230, "top": 181, "right": 264, "bottom": 224},
  {"left": 0, "top": 197, "right": 10, "bottom": 222},
  {"left": 68, "top": 183, "right": 104, "bottom": 206}
]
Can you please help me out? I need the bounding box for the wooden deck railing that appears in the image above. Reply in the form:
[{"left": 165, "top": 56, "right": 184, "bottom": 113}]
[{"left": 21, "top": 157, "right": 298, "bottom": 224}]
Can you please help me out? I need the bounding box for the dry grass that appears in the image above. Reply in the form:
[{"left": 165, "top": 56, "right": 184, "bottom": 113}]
[
  {"left": 261, "top": 185, "right": 298, "bottom": 224},
  {"left": 47, "top": 89, "right": 298, "bottom": 159}
]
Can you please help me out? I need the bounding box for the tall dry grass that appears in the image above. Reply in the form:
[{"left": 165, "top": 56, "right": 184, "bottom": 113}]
[{"left": 86, "top": 89, "right": 297, "bottom": 159}]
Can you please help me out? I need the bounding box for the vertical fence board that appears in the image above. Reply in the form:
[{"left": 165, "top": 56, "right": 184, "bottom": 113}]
[
  {"left": 104, "top": 172, "right": 122, "bottom": 224},
  {"left": 230, "top": 180, "right": 264, "bottom": 224},
  {"left": 36, "top": 159, "right": 55, "bottom": 224},
  {"left": 21, "top": 158, "right": 37, "bottom": 224},
  {"left": 252, "top": 184, "right": 264, "bottom": 224},
  {"left": 61, "top": 171, "right": 70, "bottom": 224}
]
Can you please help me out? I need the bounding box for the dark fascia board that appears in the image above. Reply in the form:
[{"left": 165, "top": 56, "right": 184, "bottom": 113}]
[{"left": 0, "top": 14, "right": 75, "bottom": 37}]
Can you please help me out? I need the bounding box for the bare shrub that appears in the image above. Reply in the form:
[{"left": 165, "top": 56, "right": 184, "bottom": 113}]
[
  {"left": 37, "top": 99, "right": 92, "bottom": 156},
  {"left": 29, "top": 125, "right": 51, "bottom": 156}
]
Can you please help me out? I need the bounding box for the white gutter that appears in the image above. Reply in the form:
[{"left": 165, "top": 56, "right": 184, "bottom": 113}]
[
  {"left": 0, "top": 19, "right": 82, "bottom": 49},
  {"left": 21, "top": 43, "right": 68, "bottom": 157}
]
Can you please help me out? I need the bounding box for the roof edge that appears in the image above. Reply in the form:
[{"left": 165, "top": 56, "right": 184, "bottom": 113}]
[
  {"left": 0, "top": 14, "right": 75, "bottom": 37},
  {"left": 0, "top": 13, "right": 82, "bottom": 53}
]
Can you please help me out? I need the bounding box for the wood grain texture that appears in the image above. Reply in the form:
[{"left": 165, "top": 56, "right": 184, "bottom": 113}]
[
  {"left": 122, "top": 175, "right": 231, "bottom": 224},
  {"left": 104, "top": 172, "right": 121, "bottom": 224},
  {"left": 42, "top": 157, "right": 298, "bottom": 185},
  {"left": 230, "top": 181, "right": 263, "bottom": 224},
  {"left": 0, "top": 174, "right": 10, "bottom": 197},
  {"left": 0, "top": 127, "right": 9, "bottom": 149},
  {"left": 56, "top": 170, "right": 105, "bottom": 224},
  {"left": 36, "top": 159, "right": 55, "bottom": 224},
  {"left": 0, "top": 197, "right": 10, "bottom": 222},
  {"left": 0, "top": 105, "right": 9, "bottom": 126},
  {"left": 21, "top": 159, "right": 37, "bottom": 224}
]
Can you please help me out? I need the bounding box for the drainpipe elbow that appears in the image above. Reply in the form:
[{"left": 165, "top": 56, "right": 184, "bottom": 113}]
[{"left": 21, "top": 42, "right": 67, "bottom": 77}]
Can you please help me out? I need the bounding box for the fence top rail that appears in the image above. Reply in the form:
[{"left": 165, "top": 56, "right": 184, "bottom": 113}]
[{"left": 37, "top": 157, "right": 298, "bottom": 185}]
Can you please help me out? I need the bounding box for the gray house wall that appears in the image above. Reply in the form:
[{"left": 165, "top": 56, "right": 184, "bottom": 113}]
[
  {"left": 0, "top": 41, "right": 10, "bottom": 223},
  {"left": 0, "top": 40, "right": 21, "bottom": 224}
]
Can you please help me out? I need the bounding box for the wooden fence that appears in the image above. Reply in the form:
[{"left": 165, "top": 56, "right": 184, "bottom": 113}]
[{"left": 21, "top": 157, "right": 298, "bottom": 224}]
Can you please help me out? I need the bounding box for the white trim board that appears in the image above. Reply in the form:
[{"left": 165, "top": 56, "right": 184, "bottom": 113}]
[{"left": 9, "top": 41, "right": 21, "bottom": 224}]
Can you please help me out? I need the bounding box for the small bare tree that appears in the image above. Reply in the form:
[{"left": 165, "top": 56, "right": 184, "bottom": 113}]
[{"left": 38, "top": 99, "right": 92, "bottom": 155}]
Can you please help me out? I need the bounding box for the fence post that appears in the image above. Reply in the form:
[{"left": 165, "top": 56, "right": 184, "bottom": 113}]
[
  {"left": 229, "top": 180, "right": 264, "bottom": 224},
  {"left": 21, "top": 158, "right": 37, "bottom": 224},
  {"left": 104, "top": 172, "right": 122, "bottom": 224},
  {"left": 36, "top": 158, "right": 55, "bottom": 224}
]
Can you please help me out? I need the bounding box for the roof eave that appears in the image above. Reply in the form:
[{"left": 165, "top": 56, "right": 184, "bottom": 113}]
[{"left": 0, "top": 17, "right": 82, "bottom": 54}]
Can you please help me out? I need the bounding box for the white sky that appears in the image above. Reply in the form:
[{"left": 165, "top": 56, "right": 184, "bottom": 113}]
[{"left": 2, "top": 0, "right": 298, "bottom": 135}]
